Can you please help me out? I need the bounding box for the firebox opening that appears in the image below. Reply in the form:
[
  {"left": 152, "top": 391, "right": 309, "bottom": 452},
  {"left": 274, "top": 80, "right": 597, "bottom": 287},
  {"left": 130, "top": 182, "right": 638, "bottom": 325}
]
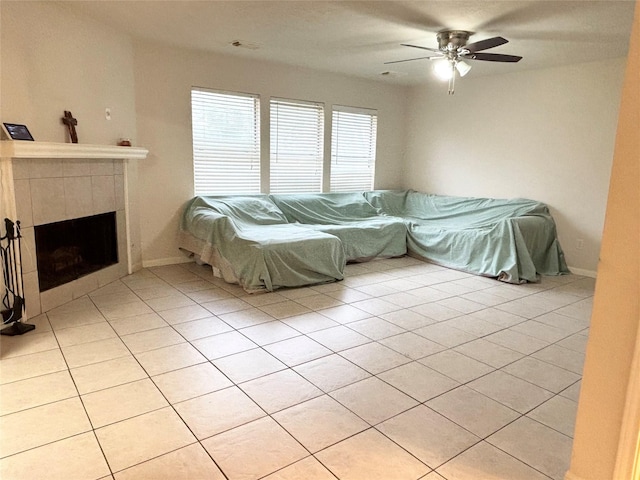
[{"left": 35, "top": 212, "right": 118, "bottom": 292}]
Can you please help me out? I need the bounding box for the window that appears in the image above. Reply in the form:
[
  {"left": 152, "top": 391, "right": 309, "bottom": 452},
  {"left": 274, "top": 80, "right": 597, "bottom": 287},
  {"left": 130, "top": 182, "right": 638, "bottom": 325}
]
[
  {"left": 270, "top": 98, "right": 324, "bottom": 194},
  {"left": 330, "top": 106, "right": 377, "bottom": 192},
  {"left": 191, "top": 90, "right": 378, "bottom": 195},
  {"left": 191, "top": 88, "right": 260, "bottom": 195}
]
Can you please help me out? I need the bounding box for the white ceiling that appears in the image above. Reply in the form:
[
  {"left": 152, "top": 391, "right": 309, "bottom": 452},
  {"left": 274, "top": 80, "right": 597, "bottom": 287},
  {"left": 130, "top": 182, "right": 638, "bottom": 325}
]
[{"left": 67, "top": 0, "right": 636, "bottom": 85}]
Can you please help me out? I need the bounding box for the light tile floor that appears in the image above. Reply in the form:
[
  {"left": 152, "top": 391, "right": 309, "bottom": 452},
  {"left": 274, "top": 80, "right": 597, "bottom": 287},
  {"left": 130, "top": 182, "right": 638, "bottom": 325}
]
[{"left": 0, "top": 257, "right": 593, "bottom": 480}]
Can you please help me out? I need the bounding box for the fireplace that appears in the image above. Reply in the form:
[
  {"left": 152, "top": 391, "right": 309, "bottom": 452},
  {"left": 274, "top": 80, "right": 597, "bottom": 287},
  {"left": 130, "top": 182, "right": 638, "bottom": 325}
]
[
  {"left": 35, "top": 212, "right": 118, "bottom": 292},
  {"left": 1, "top": 141, "right": 147, "bottom": 315}
]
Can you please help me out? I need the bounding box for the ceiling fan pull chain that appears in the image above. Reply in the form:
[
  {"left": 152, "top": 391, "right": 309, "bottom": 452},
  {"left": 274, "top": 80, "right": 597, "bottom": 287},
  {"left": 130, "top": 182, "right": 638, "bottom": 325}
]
[{"left": 449, "top": 63, "right": 456, "bottom": 95}]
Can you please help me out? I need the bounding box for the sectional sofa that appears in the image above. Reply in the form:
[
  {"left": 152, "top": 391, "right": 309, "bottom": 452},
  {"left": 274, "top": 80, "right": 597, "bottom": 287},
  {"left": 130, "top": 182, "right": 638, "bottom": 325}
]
[{"left": 179, "top": 190, "right": 568, "bottom": 292}]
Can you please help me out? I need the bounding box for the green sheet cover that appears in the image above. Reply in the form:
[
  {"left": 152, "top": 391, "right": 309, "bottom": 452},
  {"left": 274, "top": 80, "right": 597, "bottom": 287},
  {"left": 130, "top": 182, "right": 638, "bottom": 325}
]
[
  {"left": 270, "top": 193, "right": 407, "bottom": 261},
  {"left": 182, "top": 190, "right": 567, "bottom": 290},
  {"left": 182, "top": 196, "right": 345, "bottom": 292},
  {"left": 365, "top": 190, "right": 569, "bottom": 283}
]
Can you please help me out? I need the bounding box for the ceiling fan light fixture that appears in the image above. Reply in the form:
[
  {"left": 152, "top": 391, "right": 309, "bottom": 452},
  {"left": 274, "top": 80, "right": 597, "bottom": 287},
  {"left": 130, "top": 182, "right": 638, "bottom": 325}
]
[
  {"left": 433, "top": 59, "right": 454, "bottom": 81},
  {"left": 391, "top": 30, "right": 522, "bottom": 94},
  {"left": 455, "top": 60, "right": 471, "bottom": 77}
]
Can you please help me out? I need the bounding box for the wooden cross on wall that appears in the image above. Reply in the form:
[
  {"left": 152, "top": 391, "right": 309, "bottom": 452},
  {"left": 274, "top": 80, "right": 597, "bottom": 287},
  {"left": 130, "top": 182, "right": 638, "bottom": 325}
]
[{"left": 62, "top": 111, "right": 78, "bottom": 143}]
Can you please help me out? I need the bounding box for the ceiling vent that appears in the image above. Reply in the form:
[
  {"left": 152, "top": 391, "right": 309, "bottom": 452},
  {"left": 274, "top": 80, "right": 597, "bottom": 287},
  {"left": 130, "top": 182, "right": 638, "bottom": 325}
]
[
  {"left": 379, "top": 71, "right": 407, "bottom": 77},
  {"left": 230, "top": 40, "right": 260, "bottom": 50}
]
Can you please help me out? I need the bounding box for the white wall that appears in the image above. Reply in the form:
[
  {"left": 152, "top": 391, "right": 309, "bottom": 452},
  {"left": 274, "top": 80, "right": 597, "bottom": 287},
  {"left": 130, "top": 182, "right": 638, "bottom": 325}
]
[
  {"left": 404, "top": 59, "right": 626, "bottom": 274},
  {"left": 0, "top": 1, "right": 143, "bottom": 269},
  {"left": 0, "top": 2, "right": 137, "bottom": 145},
  {"left": 133, "top": 40, "right": 408, "bottom": 266}
]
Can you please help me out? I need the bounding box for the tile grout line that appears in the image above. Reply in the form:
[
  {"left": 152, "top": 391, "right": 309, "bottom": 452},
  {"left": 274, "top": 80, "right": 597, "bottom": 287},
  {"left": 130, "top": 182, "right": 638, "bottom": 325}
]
[{"left": 0, "top": 259, "right": 593, "bottom": 479}]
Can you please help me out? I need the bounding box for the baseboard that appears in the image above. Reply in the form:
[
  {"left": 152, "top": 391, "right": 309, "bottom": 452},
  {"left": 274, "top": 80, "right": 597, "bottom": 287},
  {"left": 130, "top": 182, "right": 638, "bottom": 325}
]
[
  {"left": 568, "top": 266, "right": 597, "bottom": 278},
  {"left": 142, "top": 256, "right": 193, "bottom": 268}
]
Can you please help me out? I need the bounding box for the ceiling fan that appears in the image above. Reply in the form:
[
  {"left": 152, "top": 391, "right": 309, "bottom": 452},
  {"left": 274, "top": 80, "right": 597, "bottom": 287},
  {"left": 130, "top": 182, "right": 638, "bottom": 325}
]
[{"left": 386, "top": 30, "right": 523, "bottom": 94}]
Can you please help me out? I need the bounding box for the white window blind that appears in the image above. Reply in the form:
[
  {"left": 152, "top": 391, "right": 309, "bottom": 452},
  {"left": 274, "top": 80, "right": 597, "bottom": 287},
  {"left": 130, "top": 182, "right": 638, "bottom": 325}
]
[
  {"left": 330, "top": 106, "right": 377, "bottom": 192},
  {"left": 191, "top": 88, "right": 260, "bottom": 195},
  {"left": 270, "top": 98, "right": 324, "bottom": 194}
]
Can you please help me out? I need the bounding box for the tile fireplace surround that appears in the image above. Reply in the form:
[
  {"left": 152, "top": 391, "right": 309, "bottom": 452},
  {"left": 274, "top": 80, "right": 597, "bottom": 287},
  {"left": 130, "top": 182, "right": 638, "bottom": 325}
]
[{"left": 0, "top": 141, "right": 148, "bottom": 317}]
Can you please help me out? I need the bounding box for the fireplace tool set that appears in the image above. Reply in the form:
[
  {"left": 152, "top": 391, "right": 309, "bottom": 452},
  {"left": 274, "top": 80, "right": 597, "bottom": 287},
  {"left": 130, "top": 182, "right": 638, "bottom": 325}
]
[{"left": 1, "top": 218, "right": 35, "bottom": 336}]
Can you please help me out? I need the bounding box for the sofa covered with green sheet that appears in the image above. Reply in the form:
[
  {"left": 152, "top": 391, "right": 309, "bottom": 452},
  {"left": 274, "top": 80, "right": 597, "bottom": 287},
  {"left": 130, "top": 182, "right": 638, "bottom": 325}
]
[
  {"left": 180, "top": 196, "right": 346, "bottom": 292},
  {"left": 364, "top": 190, "right": 569, "bottom": 283},
  {"left": 180, "top": 190, "right": 568, "bottom": 292},
  {"left": 270, "top": 192, "right": 407, "bottom": 262}
]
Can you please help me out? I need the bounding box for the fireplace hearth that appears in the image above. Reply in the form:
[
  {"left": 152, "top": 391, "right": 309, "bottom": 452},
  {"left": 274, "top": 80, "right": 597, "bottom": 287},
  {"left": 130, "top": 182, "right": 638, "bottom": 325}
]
[{"left": 35, "top": 212, "right": 118, "bottom": 292}]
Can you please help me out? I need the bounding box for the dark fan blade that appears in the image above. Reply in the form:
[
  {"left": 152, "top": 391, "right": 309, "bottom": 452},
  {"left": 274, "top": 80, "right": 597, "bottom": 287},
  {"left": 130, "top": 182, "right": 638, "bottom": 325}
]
[
  {"left": 384, "top": 56, "right": 440, "bottom": 65},
  {"left": 401, "top": 43, "right": 442, "bottom": 53},
  {"left": 467, "top": 52, "right": 522, "bottom": 62},
  {"left": 464, "top": 36, "right": 508, "bottom": 52}
]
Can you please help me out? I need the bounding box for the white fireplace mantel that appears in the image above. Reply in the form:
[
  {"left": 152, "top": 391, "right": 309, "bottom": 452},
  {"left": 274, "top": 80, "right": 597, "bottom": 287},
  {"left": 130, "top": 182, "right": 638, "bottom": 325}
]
[{"left": 1, "top": 140, "right": 148, "bottom": 160}]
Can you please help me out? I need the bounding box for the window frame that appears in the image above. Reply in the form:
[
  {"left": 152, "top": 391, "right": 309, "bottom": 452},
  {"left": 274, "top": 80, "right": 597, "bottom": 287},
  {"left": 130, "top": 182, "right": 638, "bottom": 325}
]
[
  {"left": 191, "top": 87, "right": 261, "bottom": 195},
  {"left": 330, "top": 104, "right": 378, "bottom": 192},
  {"left": 190, "top": 89, "right": 379, "bottom": 196},
  {"left": 269, "top": 97, "right": 325, "bottom": 194}
]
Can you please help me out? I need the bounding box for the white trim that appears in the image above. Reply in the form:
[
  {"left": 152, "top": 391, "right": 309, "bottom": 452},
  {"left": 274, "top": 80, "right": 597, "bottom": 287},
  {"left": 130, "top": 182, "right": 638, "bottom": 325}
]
[
  {"left": 142, "top": 256, "right": 192, "bottom": 268},
  {"left": 0, "top": 156, "right": 17, "bottom": 222},
  {"left": 1, "top": 140, "right": 148, "bottom": 160},
  {"left": 123, "top": 159, "right": 132, "bottom": 275},
  {"left": 568, "top": 266, "right": 598, "bottom": 278}
]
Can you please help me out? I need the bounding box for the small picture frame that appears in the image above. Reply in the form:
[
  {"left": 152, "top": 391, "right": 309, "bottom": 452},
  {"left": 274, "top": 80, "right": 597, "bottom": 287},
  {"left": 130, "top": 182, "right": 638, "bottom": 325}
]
[{"left": 2, "top": 123, "right": 34, "bottom": 141}]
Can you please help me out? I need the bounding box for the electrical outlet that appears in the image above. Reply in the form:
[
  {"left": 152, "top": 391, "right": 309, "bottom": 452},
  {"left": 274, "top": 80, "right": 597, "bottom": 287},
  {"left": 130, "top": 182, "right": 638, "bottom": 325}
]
[
  {"left": 576, "top": 239, "right": 584, "bottom": 250},
  {"left": 105, "top": 108, "right": 111, "bottom": 120}
]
